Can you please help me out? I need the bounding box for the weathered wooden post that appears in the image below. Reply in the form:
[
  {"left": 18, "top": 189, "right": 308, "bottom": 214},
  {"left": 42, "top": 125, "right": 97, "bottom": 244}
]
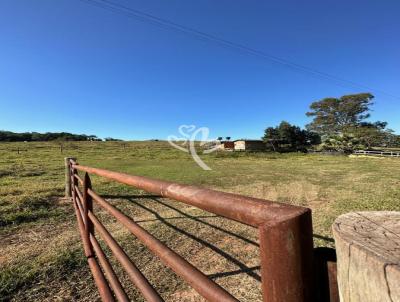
[
  {"left": 333, "top": 211, "right": 400, "bottom": 302},
  {"left": 64, "top": 157, "right": 76, "bottom": 197}
]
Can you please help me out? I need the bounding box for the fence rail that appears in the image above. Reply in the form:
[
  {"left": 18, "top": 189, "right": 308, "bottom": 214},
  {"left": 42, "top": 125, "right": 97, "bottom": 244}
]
[
  {"left": 66, "top": 158, "right": 314, "bottom": 302},
  {"left": 354, "top": 150, "right": 400, "bottom": 157}
]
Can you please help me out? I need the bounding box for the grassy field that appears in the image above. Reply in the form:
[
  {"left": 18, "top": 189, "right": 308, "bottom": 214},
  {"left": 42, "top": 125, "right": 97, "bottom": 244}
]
[{"left": 1, "top": 141, "right": 399, "bottom": 301}]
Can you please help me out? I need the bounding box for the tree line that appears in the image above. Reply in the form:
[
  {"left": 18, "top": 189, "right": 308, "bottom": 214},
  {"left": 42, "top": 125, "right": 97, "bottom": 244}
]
[
  {"left": 2, "top": 93, "right": 398, "bottom": 151},
  {"left": 263, "top": 93, "right": 400, "bottom": 152},
  {"left": 0, "top": 131, "right": 122, "bottom": 142}
]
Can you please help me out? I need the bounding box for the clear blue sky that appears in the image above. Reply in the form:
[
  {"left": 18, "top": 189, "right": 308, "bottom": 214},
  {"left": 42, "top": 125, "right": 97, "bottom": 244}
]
[{"left": 1, "top": 0, "right": 399, "bottom": 140}]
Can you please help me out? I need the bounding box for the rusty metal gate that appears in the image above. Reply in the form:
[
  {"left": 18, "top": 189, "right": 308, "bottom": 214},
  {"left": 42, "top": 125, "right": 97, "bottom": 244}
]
[{"left": 66, "top": 158, "right": 316, "bottom": 302}]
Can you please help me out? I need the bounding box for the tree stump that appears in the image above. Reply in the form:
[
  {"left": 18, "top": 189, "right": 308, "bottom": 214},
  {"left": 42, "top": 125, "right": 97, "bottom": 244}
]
[{"left": 332, "top": 211, "right": 400, "bottom": 302}]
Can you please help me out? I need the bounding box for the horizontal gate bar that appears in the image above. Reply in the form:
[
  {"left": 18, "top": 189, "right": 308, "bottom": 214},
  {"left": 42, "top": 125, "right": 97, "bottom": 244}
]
[
  {"left": 75, "top": 189, "right": 85, "bottom": 220},
  {"left": 72, "top": 198, "right": 115, "bottom": 302},
  {"left": 73, "top": 164, "right": 307, "bottom": 227},
  {"left": 74, "top": 173, "right": 84, "bottom": 185},
  {"left": 73, "top": 184, "right": 129, "bottom": 302},
  {"left": 88, "top": 211, "right": 164, "bottom": 302},
  {"left": 88, "top": 188, "right": 239, "bottom": 302},
  {"left": 74, "top": 185, "right": 83, "bottom": 205},
  {"left": 89, "top": 234, "right": 130, "bottom": 302}
]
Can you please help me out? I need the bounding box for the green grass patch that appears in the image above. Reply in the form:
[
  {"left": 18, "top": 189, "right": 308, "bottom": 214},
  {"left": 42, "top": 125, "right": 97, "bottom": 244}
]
[{"left": 1, "top": 141, "right": 400, "bottom": 300}]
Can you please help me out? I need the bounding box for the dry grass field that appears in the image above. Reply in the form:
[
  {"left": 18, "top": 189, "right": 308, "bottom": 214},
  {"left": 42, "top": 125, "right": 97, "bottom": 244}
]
[{"left": 1, "top": 141, "right": 400, "bottom": 301}]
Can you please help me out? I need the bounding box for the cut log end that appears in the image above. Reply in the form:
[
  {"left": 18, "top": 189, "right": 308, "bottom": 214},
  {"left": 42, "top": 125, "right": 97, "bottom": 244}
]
[{"left": 333, "top": 211, "right": 400, "bottom": 302}]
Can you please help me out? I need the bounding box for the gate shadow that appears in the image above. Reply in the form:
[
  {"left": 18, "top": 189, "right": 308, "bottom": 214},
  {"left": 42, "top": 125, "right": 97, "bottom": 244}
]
[
  {"left": 102, "top": 194, "right": 335, "bottom": 281},
  {"left": 128, "top": 197, "right": 261, "bottom": 282}
]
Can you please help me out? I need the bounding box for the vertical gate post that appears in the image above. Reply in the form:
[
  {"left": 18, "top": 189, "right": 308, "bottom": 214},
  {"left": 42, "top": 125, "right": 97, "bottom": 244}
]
[
  {"left": 83, "top": 172, "right": 94, "bottom": 243},
  {"left": 64, "top": 157, "right": 76, "bottom": 197},
  {"left": 259, "top": 209, "right": 314, "bottom": 302}
]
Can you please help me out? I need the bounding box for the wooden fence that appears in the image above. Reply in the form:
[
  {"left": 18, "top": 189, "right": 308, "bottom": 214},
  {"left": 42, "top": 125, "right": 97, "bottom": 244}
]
[{"left": 353, "top": 150, "right": 400, "bottom": 157}]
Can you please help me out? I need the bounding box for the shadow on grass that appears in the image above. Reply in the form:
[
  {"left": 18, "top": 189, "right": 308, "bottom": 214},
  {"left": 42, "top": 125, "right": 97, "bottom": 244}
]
[
  {"left": 208, "top": 266, "right": 261, "bottom": 280},
  {"left": 134, "top": 215, "right": 218, "bottom": 224},
  {"left": 128, "top": 197, "right": 262, "bottom": 282},
  {"left": 103, "top": 194, "right": 336, "bottom": 244},
  {"left": 0, "top": 210, "right": 52, "bottom": 227},
  {"left": 101, "top": 194, "right": 335, "bottom": 281},
  {"left": 0, "top": 197, "right": 68, "bottom": 227}
]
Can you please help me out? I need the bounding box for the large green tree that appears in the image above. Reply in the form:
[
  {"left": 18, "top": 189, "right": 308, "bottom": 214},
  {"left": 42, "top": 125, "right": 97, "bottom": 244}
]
[
  {"left": 306, "top": 93, "right": 374, "bottom": 136},
  {"left": 320, "top": 133, "right": 363, "bottom": 153},
  {"left": 352, "top": 121, "right": 393, "bottom": 149},
  {"left": 263, "top": 121, "right": 320, "bottom": 152},
  {"left": 305, "top": 93, "right": 400, "bottom": 151}
]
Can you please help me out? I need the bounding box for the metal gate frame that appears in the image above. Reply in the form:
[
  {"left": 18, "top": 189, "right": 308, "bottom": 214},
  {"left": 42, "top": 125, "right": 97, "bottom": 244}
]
[{"left": 66, "top": 158, "right": 314, "bottom": 302}]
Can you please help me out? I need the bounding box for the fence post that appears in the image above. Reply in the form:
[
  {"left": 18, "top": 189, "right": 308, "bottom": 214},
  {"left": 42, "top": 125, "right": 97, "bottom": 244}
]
[
  {"left": 83, "top": 172, "right": 94, "bottom": 243},
  {"left": 333, "top": 211, "right": 400, "bottom": 302},
  {"left": 65, "top": 157, "right": 76, "bottom": 198},
  {"left": 259, "top": 210, "right": 314, "bottom": 302}
]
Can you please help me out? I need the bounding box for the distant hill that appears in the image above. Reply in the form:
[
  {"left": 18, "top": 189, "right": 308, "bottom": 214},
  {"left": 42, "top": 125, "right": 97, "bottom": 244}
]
[{"left": 0, "top": 130, "right": 104, "bottom": 142}]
